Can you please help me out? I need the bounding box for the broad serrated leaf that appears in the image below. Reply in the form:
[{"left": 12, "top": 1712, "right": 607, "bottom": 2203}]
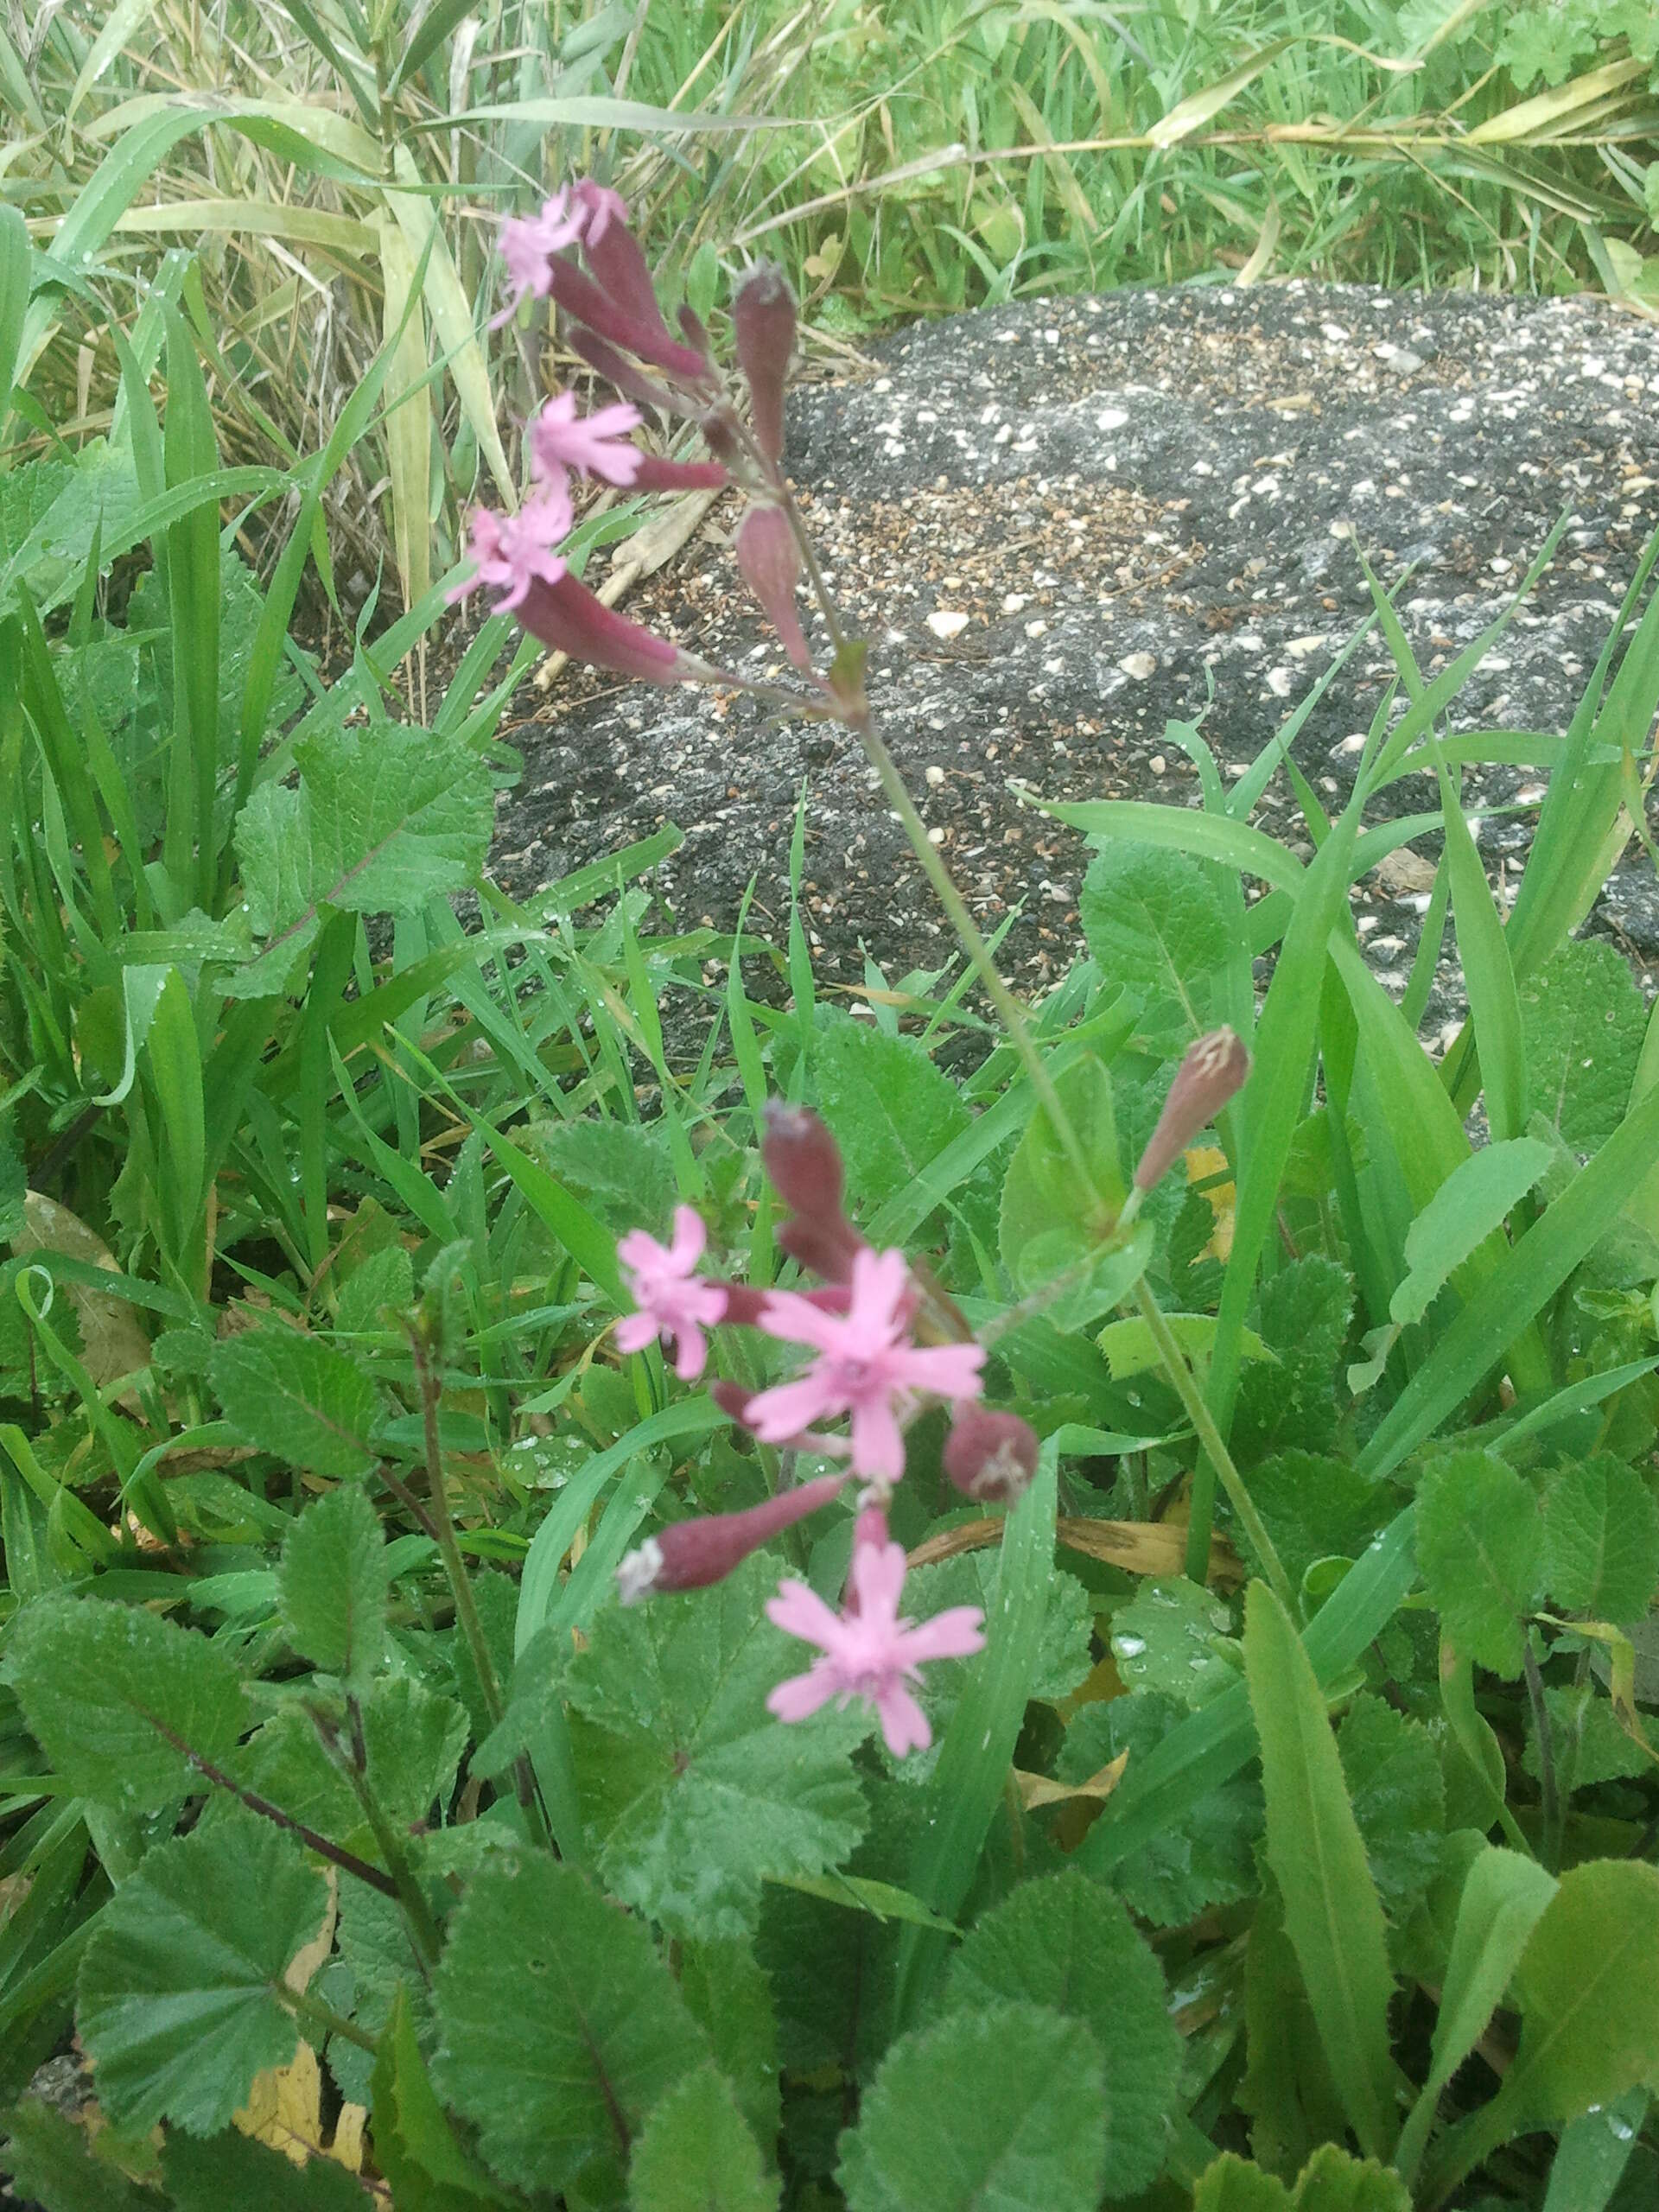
[
  {"left": 944, "top": 1870, "right": 1181, "bottom": 2195},
  {"left": 1236, "top": 1453, "right": 1396, "bottom": 1601},
  {"left": 432, "top": 1856, "right": 709, "bottom": 2197},
  {"left": 369, "top": 1987, "right": 512, "bottom": 2211},
  {"left": 210, "top": 1328, "right": 380, "bottom": 1476},
  {"left": 1080, "top": 841, "right": 1230, "bottom": 1032},
  {"left": 1336, "top": 1694, "right": 1445, "bottom": 1918},
  {"left": 238, "top": 722, "right": 492, "bottom": 931},
  {"left": 526, "top": 1117, "right": 677, "bottom": 1238},
  {"left": 1523, "top": 1683, "right": 1651, "bottom": 1795},
  {"left": 904, "top": 1550, "right": 1091, "bottom": 1719},
  {"left": 229, "top": 1676, "right": 467, "bottom": 1858},
  {"left": 162, "top": 2126, "right": 366, "bottom": 2209},
  {"left": 837, "top": 2002, "right": 1108, "bottom": 2212},
  {"left": 76, "top": 1819, "right": 328, "bottom": 2136},
  {"left": 1232, "top": 1256, "right": 1353, "bottom": 1465},
  {"left": 679, "top": 1940, "right": 781, "bottom": 2154},
  {"left": 1503, "top": 1860, "right": 1659, "bottom": 2126},
  {"left": 628, "top": 2064, "right": 779, "bottom": 2212},
  {"left": 1066, "top": 1692, "right": 1262, "bottom": 1924},
  {"left": 1415, "top": 1449, "right": 1542, "bottom": 1677},
  {"left": 811, "top": 1012, "right": 971, "bottom": 1213},
  {"left": 1245, "top": 1582, "right": 1396, "bottom": 2164},
  {"left": 1, "top": 1593, "right": 245, "bottom": 1813},
  {"left": 278, "top": 1483, "right": 390, "bottom": 1686},
  {"left": 1521, "top": 940, "right": 1646, "bottom": 1152},
  {"left": 1542, "top": 1455, "right": 1659, "bottom": 1621},
  {"left": 564, "top": 1554, "right": 869, "bottom": 1939},
  {"left": 998, "top": 1054, "right": 1124, "bottom": 1301},
  {"left": 0, "top": 2100, "right": 162, "bottom": 2212},
  {"left": 1109, "top": 1579, "right": 1238, "bottom": 1707},
  {"left": 1195, "top": 2145, "right": 1410, "bottom": 2209}
]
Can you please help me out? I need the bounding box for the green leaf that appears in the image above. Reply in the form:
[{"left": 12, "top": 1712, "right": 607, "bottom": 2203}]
[
  {"left": 1066, "top": 1692, "right": 1262, "bottom": 1924},
  {"left": 1505, "top": 1859, "right": 1659, "bottom": 2123},
  {"left": 1235, "top": 1452, "right": 1395, "bottom": 1601},
  {"left": 998, "top": 1054, "right": 1123, "bottom": 1293},
  {"left": 1337, "top": 1694, "right": 1445, "bottom": 1919},
  {"left": 1524, "top": 1684, "right": 1651, "bottom": 1795},
  {"left": 231, "top": 1677, "right": 467, "bottom": 1856},
  {"left": 1521, "top": 941, "right": 1647, "bottom": 1151},
  {"left": 1395, "top": 1844, "right": 1559, "bottom": 2185},
  {"left": 209, "top": 1327, "right": 380, "bottom": 1477},
  {"left": 904, "top": 1549, "right": 1091, "bottom": 1714},
  {"left": 526, "top": 1117, "right": 676, "bottom": 1240},
  {"left": 812, "top": 1013, "right": 972, "bottom": 1213},
  {"left": 1414, "top": 1449, "right": 1542, "bottom": 1677},
  {"left": 1389, "top": 1139, "right": 1553, "bottom": 1327},
  {"left": 1, "top": 1594, "right": 245, "bottom": 1813},
  {"left": 1244, "top": 1581, "right": 1397, "bottom": 2163},
  {"left": 1109, "top": 1577, "right": 1238, "bottom": 1708},
  {"left": 1542, "top": 1455, "right": 1659, "bottom": 1621},
  {"left": 943, "top": 1870, "right": 1181, "bottom": 2196},
  {"left": 162, "top": 2127, "right": 366, "bottom": 2209},
  {"left": 1195, "top": 2145, "right": 1410, "bottom": 2210},
  {"left": 1232, "top": 1256, "right": 1353, "bottom": 1465},
  {"left": 1542, "top": 2090, "right": 1649, "bottom": 2212},
  {"left": 76, "top": 1819, "right": 328, "bottom": 2135},
  {"left": 563, "top": 1554, "right": 869, "bottom": 1939},
  {"left": 0, "top": 2099, "right": 162, "bottom": 2212},
  {"left": 1080, "top": 841, "right": 1230, "bottom": 1033},
  {"left": 678, "top": 1940, "right": 781, "bottom": 2156},
  {"left": 431, "top": 1856, "right": 710, "bottom": 2198},
  {"left": 369, "top": 1987, "right": 514, "bottom": 2211},
  {"left": 837, "top": 2002, "right": 1108, "bottom": 2212},
  {"left": 278, "top": 1482, "right": 390, "bottom": 1686},
  {"left": 629, "top": 2064, "right": 779, "bottom": 2212}
]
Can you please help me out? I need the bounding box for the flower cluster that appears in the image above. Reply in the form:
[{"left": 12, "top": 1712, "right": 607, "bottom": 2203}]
[
  {"left": 451, "top": 175, "right": 814, "bottom": 695},
  {"left": 612, "top": 1106, "right": 1033, "bottom": 1753}
]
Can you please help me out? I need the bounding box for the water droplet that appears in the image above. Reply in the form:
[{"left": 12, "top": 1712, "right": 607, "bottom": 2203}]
[
  {"left": 1188, "top": 1655, "right": 1211, "bottom": 1670},
  {"left": 1114, "top": 1634, "right": 1147, "bottom": 1658},
  {"left": 1610, "top": 2116, "right": 1635, "bottom": 2142}
]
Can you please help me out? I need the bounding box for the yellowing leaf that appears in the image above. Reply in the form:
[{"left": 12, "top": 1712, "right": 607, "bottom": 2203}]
[{"left": 1014, "top": 1752, "right": 1128, "bottom": 1812}]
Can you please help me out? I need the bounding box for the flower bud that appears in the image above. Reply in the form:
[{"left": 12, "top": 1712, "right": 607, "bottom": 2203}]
[
  {"left": 617, "top": 1471, "right": 849, "bottom": 1604},
  {"left": 543, "top": 254, "right": 710, "bottom": 387},
  {"left": 1133, "top": 1027, "right": 1251, "bottom": 1194},
  {"left": 733, "top": 264, "right": 797, "bottom": 467},
  {"left": 942, "top": 1406, "right": 1040, "bottom": 1504},
  {"left": 762, "top": 1103, "right": 865, "bottom": 1282},
  {"left": 841, "top": 1503, "right": 891, "bottom": 1613},
  {"left": 515, "top": 569, "right": 701, "bottom": 684},
  {"left": 736, "top": 505, "right": 812, "bottom": 670}
]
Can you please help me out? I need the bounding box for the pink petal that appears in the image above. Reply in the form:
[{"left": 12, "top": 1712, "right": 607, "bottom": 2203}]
[
  {"left": 897, "top": 1605, "right": 988, "bottom": 1665},
  {"left": 767, "top": 1667, "right": 838, "bottom": 1725},
  {"left": 847, "top": 1395, "right": 906, "bottom": 1483},
  {"left": 669, "top": 1327, "right": 709, "bottom": 1382},
  {"left": 899, "top": 1340, "right": 987, "bottom": 1402},
  {"left": 617, "top": 1227, "right": 668, "bottom": 1275},
  {"left": 746, "top": 1371, "right": 843, "bottom": 1444},
  {"left": 667, "top": 1205, "right": 706, "bottom": 1269},
  {"left": 756, "top": 1287, "right": 853, "bottom": 1356},
  {"left": 873, "top": 1681, "right": 931, "bottom": 1758},
  {"left": 849, "top": 1539, "right": 908, "bottom": 1630},
  {"left": 615, "top": 1313, "right": 659, "bottom": 1355},
  {"left": 766, "top": 1578, "right": 846, "bottom": 1652}
]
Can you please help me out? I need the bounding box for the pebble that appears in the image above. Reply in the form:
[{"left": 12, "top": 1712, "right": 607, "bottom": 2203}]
[
  {"left": 926, "top": 610, "right": 970, "bottom": 639},
  {"left": 1117, "top": 652, "right": 1156, "bottom": 679}
]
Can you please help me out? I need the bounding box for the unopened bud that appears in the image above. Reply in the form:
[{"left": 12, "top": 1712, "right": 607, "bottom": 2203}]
[
  {"left": 842, "top": 1503, "right": 891, "bottom": 1613},
  {"left": 617, "top": 1471, "right": 849, "bottom": 1603},
  {"left": 737, "top": 506, "right": 812, "bottom": 670},
  {"left": 763, "top": 1103, "right": 865, "bottom": 1282},
  {"left": 1133, "top": 1028, "right": 1251, "bottom": 1194},
  {"left": 943, "top": 1406, "right": 1040, "bottom": 1504},
  {"left": 516, "top": 569, "right": 701, "bottom": 684},
  {"left": 733, "top": 264, "right": 797, "bottom": 467}
]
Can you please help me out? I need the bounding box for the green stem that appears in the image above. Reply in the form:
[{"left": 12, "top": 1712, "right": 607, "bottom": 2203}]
[
  {"left": 283, "top": 1980, "right": 379, "bottom": 2056},
  {"left": 847, "top": 706, "right": 1103, "bottom": 1207},
  {"left": 331, "top": 1700, "right": 443, "bottom": 1967},
  {"left": 1418, "top": 2082, "right": 1519, "bottom": 2210},
  {"left": 1133, "top": 1281, "right": 1295, "bottom": 1612}
]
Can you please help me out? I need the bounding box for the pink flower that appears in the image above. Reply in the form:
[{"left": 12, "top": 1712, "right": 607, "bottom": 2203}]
[
  {"left": 616, "top": 1206, "right": 728, "bottom": 1380},
  {"left": 493, "top": 192, "right": 583, "bottom": 323},
  {"left": 571, "top": 180, "right": 629, "bottom": 245},
  {"left": 747, "top": 1248, "right": 985, "bottom": 1483},
  {"left": 531, "top": 390, "right": 645, "bottom": 489},
  {"left": 766, "top": 1535, "right": 985, "bottom": 1756},
  {"left": 448, "top": 486, "right": 573, "bottom": 609}
]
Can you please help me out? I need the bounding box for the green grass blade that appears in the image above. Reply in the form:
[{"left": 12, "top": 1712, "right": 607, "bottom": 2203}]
[
  {"left": 1244, "top": 1579, "right": 1398, "bottom": 2162},
  {"left": 1433, "top": 752, "right": 1526, "bottom": 1141}
]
